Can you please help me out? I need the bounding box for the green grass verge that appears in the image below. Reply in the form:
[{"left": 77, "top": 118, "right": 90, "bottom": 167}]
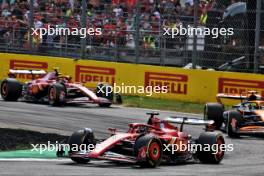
[{"left": 122, "top": 96, "right": 205, "bottom": 114}]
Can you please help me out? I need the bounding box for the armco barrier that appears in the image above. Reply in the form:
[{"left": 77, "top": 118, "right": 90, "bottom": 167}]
[{"left": 1, "top": 53, "right": 264, "bottom": 105}]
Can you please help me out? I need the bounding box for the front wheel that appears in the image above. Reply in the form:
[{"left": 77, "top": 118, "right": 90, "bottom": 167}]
[
  {"left": 226, "top": 111, "right": 241, "bottom": 138},
  {"left": 68, "top": 128, "right": 96, "bottom": 164},
  {"left": 48, "top": 83, "right": 66, "bottom": 106},
  {"left": 98, "top": 102, "right": 112, "bottom": 107},
  {"left": 96, "top": 83, "right": 113, "bottom": 107}
]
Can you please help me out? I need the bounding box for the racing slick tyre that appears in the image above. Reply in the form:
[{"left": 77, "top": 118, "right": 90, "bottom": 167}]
[
  {"left": 0, "top": 78, "right": 22, "bottom": 101},
  {"left": 134, "top": 134, "right": 163, "bottom": 168},
  {"left": 68, "top": 128, "right": 96, "bottom": 164},
  {"left": 96, "top": 83, "right": 113, "bottom": 107},
  {"left": 196, "top": 132, "right": 225, "bottom": 164},
  {"left": 98, "top": 102, "right": 112, "bottom": 107},
  {"left": 204, "top": 103, "right": 224, "bottom": 129},
  {"left": 48, "top": 83, "right": 66, "bottom": 106},
  {"left": 226, "top": 111, "right": 241, "bottom": 138}
]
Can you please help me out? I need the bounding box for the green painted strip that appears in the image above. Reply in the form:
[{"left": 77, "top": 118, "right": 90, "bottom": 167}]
[{"left": 0, "top": 150, "right": 57, "bottom": 159}]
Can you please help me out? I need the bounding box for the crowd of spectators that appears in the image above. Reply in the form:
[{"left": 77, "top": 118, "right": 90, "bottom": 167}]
[{"left": 0, "top": 0, "right": 236, "bottom": 53}]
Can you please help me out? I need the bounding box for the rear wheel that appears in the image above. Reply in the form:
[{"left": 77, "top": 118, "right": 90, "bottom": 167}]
[
  {"left": 0, "top": 78, "right": 22, "bottom": 101},
  {"left": 197, "top": 132, "right": 225, "bottom": 164},
  {"left": 96, "top": 83, "right": 113, "bottom": 107},
  {"left": 48, "top": 83, "right": 66, "bottom": 106},
  {"left": 226, "top": 111, "right": 241, "bottom": 138},
  {"left": 204, "top": 103, "right": 224, "bottom": 129},
  {"left": 134, "top": 134, "right": 163, "bottom": 168},
  {"left": 68, "top": 128, "right": 96, "bottom": 164}
]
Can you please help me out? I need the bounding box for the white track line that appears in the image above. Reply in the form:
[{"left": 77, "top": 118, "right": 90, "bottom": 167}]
[{"left": 0, "top": 158, "right": 69, "bottom": 162}]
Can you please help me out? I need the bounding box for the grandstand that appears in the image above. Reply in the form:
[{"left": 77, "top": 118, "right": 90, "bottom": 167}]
[{"left": 0, "top": 0, "right": 263, "bottom": 72}]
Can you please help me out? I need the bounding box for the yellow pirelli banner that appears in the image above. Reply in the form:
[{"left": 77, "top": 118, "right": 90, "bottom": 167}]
[{"left": 1, "top": 53, "right": 264, "bottom": 104}]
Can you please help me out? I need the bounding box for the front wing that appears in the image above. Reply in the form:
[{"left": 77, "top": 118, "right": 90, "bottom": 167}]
[{"left": 69, "top": 151, "right": 137, "bottom": 163}]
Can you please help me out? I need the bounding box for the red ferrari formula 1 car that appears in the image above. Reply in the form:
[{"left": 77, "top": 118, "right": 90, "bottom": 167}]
[
  {"left": 204, "top": 91, "right": 264, "bottom": 137},
  {"left": 0, "top": 69, "right": 114, "bottom": 107},
  {"left": 57, "top": 112, "right": 225, "bottom": 167}
]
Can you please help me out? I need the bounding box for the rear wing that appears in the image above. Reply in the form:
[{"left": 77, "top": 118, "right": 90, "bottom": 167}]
[
  {"left": 8, "top": 69, "right": 46, "bottom": 79},
  {"left": 165, "top": 117, "right": 214, "bottom": 125},
  {"left": 9, "top": 69, "right": 46, "bottom": 75},
  {"left": 216, "top": 91, "right": 262, "bottom": 104},
  {"left": 164, "top": 116, "right": 214, "bottom": 132}
]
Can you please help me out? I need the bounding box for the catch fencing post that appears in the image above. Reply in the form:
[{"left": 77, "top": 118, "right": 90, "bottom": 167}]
[
  {"left": 254, "top": 0, "right": 261, "bottom": 73},
  {"left": 135, "top": 0, "right": 140, "bottom": 64},
  {"left": 29, "top": 0, "right": 34, "bottom": 52},
  {"left": 81, "top": 0, "right": 87, "bottom": 59},
  {"left": 192, "top": 0, "right": 198, "bottom": 69}
]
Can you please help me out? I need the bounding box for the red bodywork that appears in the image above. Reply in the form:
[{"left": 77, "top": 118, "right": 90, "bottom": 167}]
[
  {"left": 10, "top": 70, "right": 111, "bottom": 105},
  {"left": 68, "top": 116, "right": 214, "bottom": 164}
]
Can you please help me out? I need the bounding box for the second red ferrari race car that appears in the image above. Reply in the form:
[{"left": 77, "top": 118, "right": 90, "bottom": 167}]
[
  {"left": 57, "top": 112, "right": 226, "bottom": 167},
  {"left": 0, "top": 69, "right": 116, "bottom": 107}
]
